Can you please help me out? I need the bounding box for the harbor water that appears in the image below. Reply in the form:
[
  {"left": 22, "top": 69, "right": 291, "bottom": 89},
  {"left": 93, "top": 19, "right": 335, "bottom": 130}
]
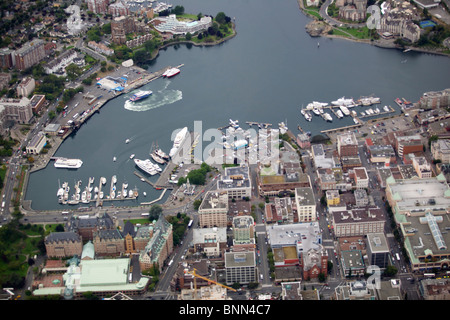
[{"left": 25, "top": 0, "right": 450, "bottom": 210}]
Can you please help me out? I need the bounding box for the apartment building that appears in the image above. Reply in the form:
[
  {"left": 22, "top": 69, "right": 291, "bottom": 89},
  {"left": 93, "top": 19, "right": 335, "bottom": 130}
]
[
  {"left": 198, "top": 191, "right": 229, "bottom": 228},
  {"left": 418, "top": 88, "right": 450, "bottom": 109},
  {"left": 111, "top": 16, "right": 136, "bottom": 44},
  {"left": 432, "top": 139, "right": 450, "bottom": 163},
  {"left": 108, "top": 0, "right": 130, "bottom": 17},
  {"left": 87, "top": 0, "right": 109, "bottom": 14},
  {"left": 14, "top": 39, "right": 46, "bottom": 71},
  {"left": 16, "top": 77, "right": 35, "bottom": 98},
  {"left": 193, "top": 227, "right": 227, "bottom": 257},
  {"left": 295, "top": 187, "right": 317, "bottom": 222},
  {"left": 0, "top": 97, "right": 33, "bottom": 124},
  {"left": 352, "top": 167, "right": 369, "bottom": 189},
  {"left": 232, "top": 216, "right": 255, "bottom": 245}
]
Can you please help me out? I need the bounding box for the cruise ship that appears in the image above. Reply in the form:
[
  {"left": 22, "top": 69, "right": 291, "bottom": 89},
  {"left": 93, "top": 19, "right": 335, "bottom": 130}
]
[
  {"left": 134, "top": 158, "right": 159, "bottom": 175},
  {"left": 169, "top": 127, "right": 189, "bottom": 158},
  {"left": 54, "top": 158, "right": 83, "bottom": 169},
  {"left": 129, "top": 90, "right": 152, "bottom": 102}
]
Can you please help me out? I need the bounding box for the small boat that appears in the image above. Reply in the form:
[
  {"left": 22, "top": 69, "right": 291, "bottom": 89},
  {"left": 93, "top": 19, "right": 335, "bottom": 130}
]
[
  {"left": 125, "top": 139, "right": 130, "bottom": 144},
  {"left": 130, "top": 154, "right": 135, "bottom": 159},
  {"left": 113, "top": 156, "right": 117, "bottom": 162},
  {"left": 143, "top": 192, "right": 147, "bottom": 196}
]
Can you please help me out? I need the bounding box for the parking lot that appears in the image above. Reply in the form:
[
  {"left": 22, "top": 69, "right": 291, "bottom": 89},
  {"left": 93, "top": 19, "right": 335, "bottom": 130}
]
[{"left": 59, "top": 65, "right": 148, "bottom": 127}]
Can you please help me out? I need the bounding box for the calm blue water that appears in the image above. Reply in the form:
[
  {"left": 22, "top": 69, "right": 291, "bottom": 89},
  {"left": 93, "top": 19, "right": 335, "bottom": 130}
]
[{"left": 25, "top": 0, "right": 450, "bottom": 210}]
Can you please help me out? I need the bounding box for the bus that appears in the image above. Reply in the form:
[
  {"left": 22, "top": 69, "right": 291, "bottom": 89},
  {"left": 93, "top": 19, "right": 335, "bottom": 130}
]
[
  {"left": 187, "top": 219, "right": 193, "bottom": 228},
  {"left": 168, "top": 259, "right": 173, "bottom": 267},
  {"left": 62, "top": 211, "right": 69, "bottom": 215},
  {"left": 141, "top": 213, "right": 149, "bottom": 217},
  {"left": 395, "top": 253, "right": 400, "bottom": 261},
  {"left": 424, "top": 273, "right": 435, "bottom": 278}
]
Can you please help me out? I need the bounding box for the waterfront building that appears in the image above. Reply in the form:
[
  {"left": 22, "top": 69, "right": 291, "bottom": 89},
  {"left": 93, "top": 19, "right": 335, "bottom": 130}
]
[
  {"left": 418, "top": 88, "right": 450, "bottom": 109},
  {"left": 66, "top": 213, "right": 116, "bottom": 241},
  {"left": 45, "top": 232, "right": 83, "bottom": 258},
  {"left": 14, "top": 39, "right": 46, "bottom": 71},
  {"left": 336, "top": 0, "right": 367, "bottom": 22},
  {"left": 295, "top": 187, "right": 317, "bottom": 222},
  {"left": 224, "top": 251, "right": 257, "bottom": 285},
  {"left": 217, "top": 165, "right": 251, "bottom": 200},
  {"left": 0, "top": 97, "right": 33, "bottom": 124},
  {"left": 126, "top": 34, "right": 153, "bottom": 49},
  {"left": 193, "top": 227, "right": 227, "bottom": 257},
  {"left": 26, "top": 131, "right": 46, "bottom": 155},
  {"left": 151, "top": 14, "right": 213, "bottom": 35},
  {"left": 17, "top": 77, "right": 35, "bottom": 98},
  {"left": 296, "top": 133, "right": 311, "bottom": 149},
  {"left": 198, "top": 191, "right": 229, "bottom": 228}
]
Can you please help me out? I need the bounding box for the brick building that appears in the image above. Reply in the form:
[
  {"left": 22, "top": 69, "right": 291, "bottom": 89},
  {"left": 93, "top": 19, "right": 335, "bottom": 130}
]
[
  {"left": 14, "top": 39, "right": 46, "bottom": 71},
  {"left": 45, "top": 232, "right": 83, "bottom": 258}
]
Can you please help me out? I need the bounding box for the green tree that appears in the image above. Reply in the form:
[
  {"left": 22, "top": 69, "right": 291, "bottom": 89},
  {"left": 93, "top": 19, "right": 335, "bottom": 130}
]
[
  {"left": 149, "top": 204, "right": 163, "bottom": 221},
  {"left": 215, "top": 12, "right": 227, "bottom": 25}
]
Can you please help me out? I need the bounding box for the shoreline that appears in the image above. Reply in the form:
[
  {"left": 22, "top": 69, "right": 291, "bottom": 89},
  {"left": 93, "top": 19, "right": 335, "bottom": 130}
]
[
  {"left": 19, "top": 25, "right": 238, "bottom": 215},
  {"left": 297, "top": 0, "right": 450, "bottom": 58}
]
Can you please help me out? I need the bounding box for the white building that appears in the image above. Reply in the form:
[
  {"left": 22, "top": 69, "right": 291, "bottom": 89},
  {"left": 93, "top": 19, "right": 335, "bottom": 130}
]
[
  {"left": 26, "top": 131, "right": 47, "bottom": 155},
  {"left": 295, "top": 187, "right": 317, "bottom": 222},
  {"left": 0, "top": 97, "right": 33, "bottom": 124},
  {"left": 152, "top": 14, "right": 213, "bottom": 35},
  {"left": 217, "top": 165, "right": 251, "bottom": 200},
  {"left": 17, "top": 77, "right": 35, "bottom": 98},
  {"left": 44, "top": 49, "right": 77, "bottom": 76}
]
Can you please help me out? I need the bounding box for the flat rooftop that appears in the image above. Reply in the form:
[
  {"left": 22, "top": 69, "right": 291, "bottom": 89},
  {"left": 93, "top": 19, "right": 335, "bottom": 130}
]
[
  {"left": 388, "top": 178, "right": 450, "bottom": 214},
  {"left": 295, "top": 187, "right": 316, "bottom": 206}
]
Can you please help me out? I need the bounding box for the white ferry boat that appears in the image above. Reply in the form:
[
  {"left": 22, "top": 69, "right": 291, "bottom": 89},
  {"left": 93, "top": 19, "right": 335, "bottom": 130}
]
[{"left": 54, "top": 158, "right": 83, "bottom": 169}]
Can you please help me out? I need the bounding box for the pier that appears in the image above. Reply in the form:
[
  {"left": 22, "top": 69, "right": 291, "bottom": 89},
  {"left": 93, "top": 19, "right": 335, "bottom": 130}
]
[
  {"left": 140, "top": 188, "right": 168, "bottom": 206},
  {"left": 246, "top": 121, "right": 272, "bottom": 128}
]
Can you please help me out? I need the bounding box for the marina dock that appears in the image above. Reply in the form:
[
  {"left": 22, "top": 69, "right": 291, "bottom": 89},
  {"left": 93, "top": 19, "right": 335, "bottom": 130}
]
[{"left": 246, "top": 121, "right": 272, "bottom": 128}]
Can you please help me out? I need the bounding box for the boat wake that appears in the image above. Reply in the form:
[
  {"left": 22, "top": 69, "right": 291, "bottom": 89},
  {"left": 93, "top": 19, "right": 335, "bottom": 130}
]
[{"left": 124, "top": 82, "right": 182, "bottom": 112}]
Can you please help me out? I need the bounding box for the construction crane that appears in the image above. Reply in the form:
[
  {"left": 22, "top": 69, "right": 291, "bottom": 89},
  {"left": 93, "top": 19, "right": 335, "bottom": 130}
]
[{"left": 184, "top": 268, "right": 237, "bottom": 299}]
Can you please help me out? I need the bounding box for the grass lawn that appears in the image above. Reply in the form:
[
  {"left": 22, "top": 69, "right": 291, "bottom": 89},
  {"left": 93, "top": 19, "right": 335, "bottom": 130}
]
[{"left": 334, "top": 26, "right": 371, "bottom": 39}]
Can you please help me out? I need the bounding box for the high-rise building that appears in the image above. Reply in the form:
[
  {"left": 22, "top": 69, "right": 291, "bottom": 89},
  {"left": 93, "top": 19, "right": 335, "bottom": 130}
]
[
  {"left": 87, "top": 0, "right": 109, "bottom": 14},
  {"left": 111, "top": 16, "right": 136, "bottom": 44},
  {"left": 14, "top": 39, "right": 45, "bottom": 71}
]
